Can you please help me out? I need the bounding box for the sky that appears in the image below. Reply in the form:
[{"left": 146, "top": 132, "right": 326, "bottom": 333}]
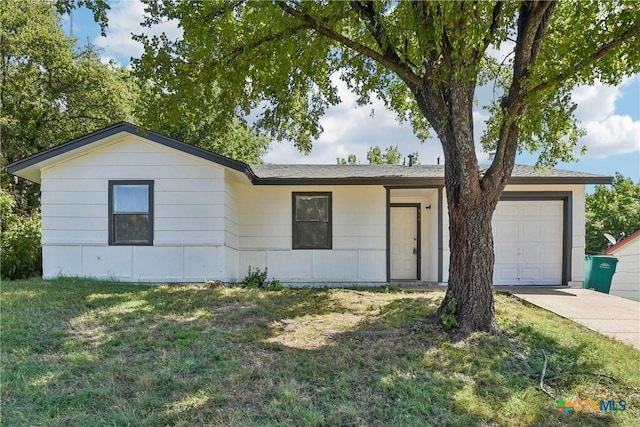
[{"left": 64, "top": 0, "right": 640, "bottom": 182}]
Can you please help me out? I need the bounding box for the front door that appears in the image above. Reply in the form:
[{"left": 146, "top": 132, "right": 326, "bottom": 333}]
[{"left": 390, "top": 205, "right": 420, "bottom": 280}]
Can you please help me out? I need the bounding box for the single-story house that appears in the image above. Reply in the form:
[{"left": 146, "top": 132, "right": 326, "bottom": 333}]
[
  {"left": 603, "top": 230, "right": 640, "bottom": 299},
  {"left": 8, "top": 122, "right": 612, "bottom": 285}
]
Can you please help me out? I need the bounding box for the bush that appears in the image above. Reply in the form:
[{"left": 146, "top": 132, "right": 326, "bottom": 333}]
[
  {"left": 1, "top": 189, "right": 42, "bottom": 280},
  {"left": 241, "top": 266, "right": 283, "bottom": 290},
  {"left": 242, "top": 266, "right": 269, "bottom": 288}
]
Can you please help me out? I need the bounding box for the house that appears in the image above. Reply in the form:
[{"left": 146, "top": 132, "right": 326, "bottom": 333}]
[
  {"left": 7, "top": 122, "right": 612, "bottom": 285},
  {"left": 603, "top": 230, "right": 640, "bottom": 299}
]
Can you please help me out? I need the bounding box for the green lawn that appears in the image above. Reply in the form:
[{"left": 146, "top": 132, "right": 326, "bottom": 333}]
[{"left": 2, "top": 279, "right": 638, "bottom": 426}]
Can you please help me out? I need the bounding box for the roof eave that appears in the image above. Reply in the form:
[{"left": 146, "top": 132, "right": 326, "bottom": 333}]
[
  {"left": 253, "top": 177, "right": 446, "bottom": 186},
  {"left": 507, "top": 176, "right": 613, "bottom": 185},
  {"left": 603, "top": 229, "right": 640, "bottom": 255},
  {"left": 251, "top": 176, "right": 613, "bottom": 186},
  {"left": 6, "top": 122, "right": 136, "bottom": 179}
]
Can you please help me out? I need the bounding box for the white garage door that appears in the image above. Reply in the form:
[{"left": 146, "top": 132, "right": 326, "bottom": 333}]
[{"left": 492, "top": 200, "right": 564, "bottom": 286}]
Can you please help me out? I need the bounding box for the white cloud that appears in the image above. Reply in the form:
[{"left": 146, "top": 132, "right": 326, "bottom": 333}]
[
  {"left": 572, "top": 81, "right": 620, "bottom": 122},
  {"left": 571, "top": 76, "right": 640, "bottom": 158},
  {"left": 93, "top": 0, "right": 181, "bottom": 67},
  {"left": 580, "top": 115, "right": 640, "bottom": 158}
]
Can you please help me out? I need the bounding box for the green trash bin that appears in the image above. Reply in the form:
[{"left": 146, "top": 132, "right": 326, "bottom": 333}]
[{"left": 583, "top": 255, "right": 618, "bottom": 294}]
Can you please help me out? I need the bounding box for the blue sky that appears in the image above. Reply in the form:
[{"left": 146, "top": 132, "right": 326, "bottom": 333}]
[{"left": 64, "top": 1, "right": 639, "bottom": 182}]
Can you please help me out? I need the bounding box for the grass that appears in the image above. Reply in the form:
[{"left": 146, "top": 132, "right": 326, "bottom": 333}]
[{"left": 1, "top": 278, "right": 639, "bottom": 426}]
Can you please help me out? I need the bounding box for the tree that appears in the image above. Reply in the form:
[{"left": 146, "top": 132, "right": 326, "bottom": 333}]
[
  {"left": 111, "top": 0, "right": 637, "bottom": 333},
  {"left": 134, "top": 62, "right": 272, "bottom": 163},
  {"left": 337, "top": 154, "right": 358, "bottom": 165},
  {"left": 0, "top": 0, "right": 139, "bottom": 211},
  {"left": 152, "top": 118, "right": 271, "bottom": 164},
  {"left": 0, "top": 188, "right": 41, "bottom": 280},
  {"left": 338, "top": 147, "right": 418, "bottom": 165},
  {"left": 2, "top": 0, "right": 270, "bottom": 214},
  {"left": 586, "top": 173, "right": 640, "bottom": 253},
  {"left": 367, "top": 145, "right": 401, "bottom": 164}
]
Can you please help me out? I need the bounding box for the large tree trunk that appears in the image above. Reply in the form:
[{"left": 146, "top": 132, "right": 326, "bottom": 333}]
[
  {"left": 435, "top": 128, "right": 504, "bottom": 334},
  {"left": 413, "top": 82, "right": 506, "bottom": 334},
  {"left": 438, "top": 182, "right": 502, "bottom": 334}
]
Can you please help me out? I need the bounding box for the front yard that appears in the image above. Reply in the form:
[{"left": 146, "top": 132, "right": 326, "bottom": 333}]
[{"left": 2, "top": 279, "right": 639, "bottom": 426}]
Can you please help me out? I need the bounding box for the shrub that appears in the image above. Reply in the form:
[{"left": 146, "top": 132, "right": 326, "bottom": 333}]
[
  {"left": 242, "top": 266, "right": 269, "bottom": 288},
  {"left": 241, "top": 266, "right": 283, "bottom": 290},
  {"left": 1, "top": 189, "right": 42, "bottom": 280},
  {"left": 266, "top": 279, "right": 284, "bottom": 291}
]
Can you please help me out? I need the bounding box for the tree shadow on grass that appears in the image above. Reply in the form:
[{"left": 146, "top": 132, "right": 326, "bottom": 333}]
[{"left": 2, "top": 281, "right": 638, "bottom": 426}]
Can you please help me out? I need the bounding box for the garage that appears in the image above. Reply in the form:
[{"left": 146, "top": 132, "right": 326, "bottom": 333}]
[{"left": 492, "top": 198, "right": 565, "bottom": 286}]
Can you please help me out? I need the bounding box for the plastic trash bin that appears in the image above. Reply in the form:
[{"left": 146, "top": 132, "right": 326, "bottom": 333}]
[{"left": 583, "top": 255, "right": 618, "bottom": 294}]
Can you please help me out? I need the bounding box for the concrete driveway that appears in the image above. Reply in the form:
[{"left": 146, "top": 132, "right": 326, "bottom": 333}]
[{"left": 499, "top": 287, "right": 640, "bottom": 350}]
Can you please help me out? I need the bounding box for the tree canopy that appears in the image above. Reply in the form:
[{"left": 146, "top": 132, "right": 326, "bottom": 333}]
[
  {"left": 586, "top": 173, "right": 640, "bottom": 253},
  {"left": 1, "top": 0, "right": 139, "bottom": 164},
  {"left": 2, "top": 0, "right": 272, "bottom": 212},
  {"left": 337, "top": 154, "right": 358, "bottom": 165},
  {"left": 1, "top": 0, "right": 139, "bottom": 210},
  {"left": 367, "top": 145, "right": 400, "bottom": 165},
  {"left": 131, "top": 1, "right": 639, "bottom": 163},
  {"left": 150, "top": 117, "right": 270, "bottom": 164}
]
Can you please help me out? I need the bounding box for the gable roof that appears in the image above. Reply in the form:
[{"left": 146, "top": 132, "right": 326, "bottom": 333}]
[
  {"left": 603, "top": 230, "right": 640, "bottom": 255},
  {"left": 7, "top": 122, "right": 612, "bottom": 186},
  {"left": 7, "top": 122, "right": 255, "bottom": 183}
]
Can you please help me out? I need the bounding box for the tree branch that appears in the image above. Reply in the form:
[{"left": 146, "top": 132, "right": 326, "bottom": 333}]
[
  {"left": 529, "top": 1, "right": 557, "bottom": 63},
  {"left": 202, "top": 22, "right": 312, "bottom": 72},
  {"left": 349, "top": 1, "right": 418, "bottom": 75},
  {"left": 235, "top": 23, "right": 311, "bottom": 56},
  {"left": 483, "top": 1, "right": 504, "bottom": 52},
  {"left": 512, "top": 1, "right": 554, "bottom": 79},
  {"left": 276, "top": 1, "right": 421, "bottom": 87},
  {"left": 201, "top": 0, "right": 246, "bottom": 22},
  {"left": 528, "top": 22, "right": 640, "bottom": 96},
  {"left": 484, "top": 1, "right": 556, "bottom": 191}
]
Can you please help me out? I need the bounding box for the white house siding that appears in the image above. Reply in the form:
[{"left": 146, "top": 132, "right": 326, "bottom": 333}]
[
  {"left": 223, "top": 170, "right": 242, "bottom": 282},
  {"left": 608, "top": 240, "right": 640, "bottom": 299},
  {"left": 440, "top": 184, "right": 585, "bottom": 286},
  {"left": 237, "top": 185, "right": 387, "bottom": 282},
  {"left": 40, "top": 136, "right": 230, "bottom": 282}
]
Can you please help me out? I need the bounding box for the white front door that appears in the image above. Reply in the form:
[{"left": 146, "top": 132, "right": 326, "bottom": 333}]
[
  {"left": 492, "top": 200, "right": 564, "bottom": 285},
  {"left": 390, "top": 206, "right": 418, "bottom": 280}
]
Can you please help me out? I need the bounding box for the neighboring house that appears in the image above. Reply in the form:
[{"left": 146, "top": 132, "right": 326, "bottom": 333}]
[
  {"left": 8, "top": 122, "right": 611, "bottom": 285},
  {"left": 603, "top": 230, "right": 640, "bottom": 299}
]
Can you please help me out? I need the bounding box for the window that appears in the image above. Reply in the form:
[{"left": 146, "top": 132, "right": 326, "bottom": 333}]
[
  {"left": 109, "top": 181, "right": 154, "bottom": 245},
  {"left": 292, "top": 192, "right": 332, "bottom": 249}
]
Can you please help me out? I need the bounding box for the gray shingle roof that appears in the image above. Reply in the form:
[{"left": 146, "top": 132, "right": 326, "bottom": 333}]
[
  {"left": 249, "top": 163, "right": 611, "bottom": 184},
  {"left": 250, "top": 164, "right": 445, "bottom": 179}
]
